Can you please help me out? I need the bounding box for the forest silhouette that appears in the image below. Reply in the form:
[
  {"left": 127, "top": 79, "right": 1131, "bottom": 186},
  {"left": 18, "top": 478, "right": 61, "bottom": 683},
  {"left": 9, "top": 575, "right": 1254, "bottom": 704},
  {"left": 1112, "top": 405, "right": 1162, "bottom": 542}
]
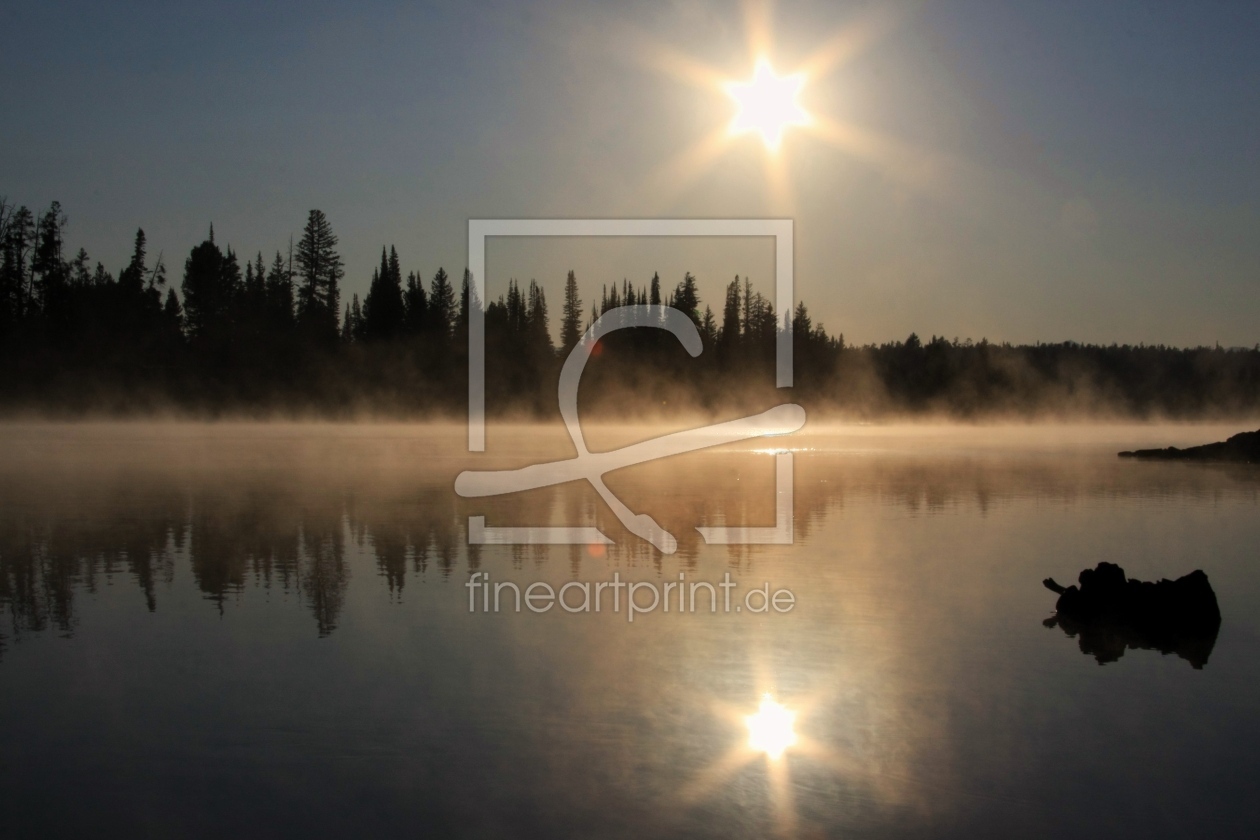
[{"left": 2, "top": 199, "right": 1258, "bottom": 419}]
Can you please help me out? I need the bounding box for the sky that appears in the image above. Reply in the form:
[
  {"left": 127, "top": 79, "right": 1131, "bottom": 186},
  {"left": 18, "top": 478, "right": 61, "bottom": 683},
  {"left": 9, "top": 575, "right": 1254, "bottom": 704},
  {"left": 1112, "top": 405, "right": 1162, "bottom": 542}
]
[{"left": 1, "top": 0, "right": 1257, "bottom": 347}]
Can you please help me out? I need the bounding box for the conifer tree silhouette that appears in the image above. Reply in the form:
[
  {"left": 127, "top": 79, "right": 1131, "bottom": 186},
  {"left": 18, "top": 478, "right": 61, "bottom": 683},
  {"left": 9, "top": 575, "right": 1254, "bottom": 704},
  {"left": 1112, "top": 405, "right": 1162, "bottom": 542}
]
[
  {"left": 362, "top": 246, "right": 406, "bottom": 341},
  {"left": 0, "top": 196, "right": 1256, "bottom": 420},
  {"left": 295, "top": 210, "right": 343, "bottom": 345},
  {"left": 560, "top": 269, "right": 583, "bottom": 351},
  {"left": 428, "top": 267, "right": 455, "bottom": 339}
]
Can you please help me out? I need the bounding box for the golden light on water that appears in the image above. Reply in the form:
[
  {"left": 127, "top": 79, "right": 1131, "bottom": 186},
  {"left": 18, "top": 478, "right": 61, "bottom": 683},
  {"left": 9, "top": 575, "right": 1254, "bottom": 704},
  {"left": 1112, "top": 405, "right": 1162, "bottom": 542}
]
[
  {"left": 679, "top": 687, "right": 813, "bottom": 835},
  {"left": 724, "top": 59, "right": 811, "bottom": 151},
  {"left": 745, "top": 693, "right": 798, "bottom": 759}
]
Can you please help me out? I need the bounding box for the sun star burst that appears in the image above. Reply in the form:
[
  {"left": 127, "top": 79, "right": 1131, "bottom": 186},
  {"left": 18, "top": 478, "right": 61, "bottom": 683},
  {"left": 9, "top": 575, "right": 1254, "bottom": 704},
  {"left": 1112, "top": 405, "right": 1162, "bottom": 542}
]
[{"left": 724, "top": 59, "right": 811, "bottom": 151}]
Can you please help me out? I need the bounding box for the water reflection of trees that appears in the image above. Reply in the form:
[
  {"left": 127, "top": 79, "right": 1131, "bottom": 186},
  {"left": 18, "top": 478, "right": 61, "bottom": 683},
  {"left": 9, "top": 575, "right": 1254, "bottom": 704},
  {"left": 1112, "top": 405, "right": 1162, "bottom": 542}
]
[
  {"left": 0, "top": 474, "right": 464, "bottom": 645},
  {"left": 0, "top": 484, "right": 182, "bottom": 637},
  {"left": 1, "top": 451, "right": 1256, "bottom": 650}
]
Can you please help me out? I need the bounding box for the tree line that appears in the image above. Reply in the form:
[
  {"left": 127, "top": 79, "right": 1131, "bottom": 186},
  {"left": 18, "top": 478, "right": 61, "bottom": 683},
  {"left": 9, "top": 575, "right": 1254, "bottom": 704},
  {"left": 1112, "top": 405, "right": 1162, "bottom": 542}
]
[{"left": 2, "top": 197, "right": 1258, "bottom": 418}]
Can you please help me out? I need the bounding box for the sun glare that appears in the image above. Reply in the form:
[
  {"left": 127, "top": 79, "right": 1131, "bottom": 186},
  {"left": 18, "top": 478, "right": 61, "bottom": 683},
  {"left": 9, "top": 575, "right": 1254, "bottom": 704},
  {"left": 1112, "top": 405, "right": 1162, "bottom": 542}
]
[
  {"left": 638, "top": 8, "right": 916, "bottom": 213},
  {"left": 724, "top": 59, "right": 811, "bottom": 151},
  {"left": 745, "top": 694, "right": 798, "bottom": 759}
]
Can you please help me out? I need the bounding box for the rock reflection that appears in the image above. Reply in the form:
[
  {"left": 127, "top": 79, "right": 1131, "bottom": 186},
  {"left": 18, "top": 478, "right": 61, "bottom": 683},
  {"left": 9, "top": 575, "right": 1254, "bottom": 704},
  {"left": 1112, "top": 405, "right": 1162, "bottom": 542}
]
[
  {"left": 1043, "top": 562, "right": 1223, "bottom": 668},
  {"left": 1043, "top": 612, "right": 1221, "bottom": 669}
]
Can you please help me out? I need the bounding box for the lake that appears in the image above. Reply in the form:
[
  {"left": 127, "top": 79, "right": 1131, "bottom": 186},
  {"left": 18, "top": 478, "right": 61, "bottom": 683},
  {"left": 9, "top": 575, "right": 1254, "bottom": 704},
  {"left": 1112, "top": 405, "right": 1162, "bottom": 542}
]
[{"left": 2, "top": 422, "right": 1258, "bottom": 838}]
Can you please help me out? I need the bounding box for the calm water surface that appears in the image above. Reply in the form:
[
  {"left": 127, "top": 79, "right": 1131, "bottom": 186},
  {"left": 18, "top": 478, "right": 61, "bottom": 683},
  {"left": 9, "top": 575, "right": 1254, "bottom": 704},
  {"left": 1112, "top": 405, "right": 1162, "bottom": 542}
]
[{"left": 1, "top": 423, "right": 1258, "bottom": 839}]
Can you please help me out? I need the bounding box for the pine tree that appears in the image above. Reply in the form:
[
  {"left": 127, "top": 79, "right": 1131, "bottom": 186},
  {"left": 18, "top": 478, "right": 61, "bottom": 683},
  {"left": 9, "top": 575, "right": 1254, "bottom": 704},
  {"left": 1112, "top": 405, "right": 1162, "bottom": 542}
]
[
  {"left": 504, "top": 279, "right": 525, "bottom": 333},
  {"left": 247, "top": 253, "right": 266, "bottom": 300},
  {"left": 181, "top": 233, "right": 230, "bottom": 339},
  {"left": 163, "top": 288, "right": 184, "bottom": 331},
  {"left": 735, "top": 279, "right": 745, "bottom": 337},
  {"left": 118, "top": 229, "right": 147, "bottom": 294},
  {"left": 362, "top": 245, "right": 405, "bottom": 341},
  {"left": 388, "top": 247, "right": 402, "bottom": 292},
  {"left": 720, "top": 276, "right": 742, "bottom": 349},
  {"left": 560, "top": 269, "right": 583, "bottom": 350},
  {"left": 403, "top": 271, "right": 428, "bottom": 334},
  {"left": 792, "top": 301, "right": 812, "bottom": 336},
  {"left": 32, "top": 202, "right": 68, "bottom": 315},
  {"left": 700, "top": 305, "right": 718, "bottom": 346},
  {"left": 0, "top": 204, "right": 34, "bottom": 325},
  {"left": 69, "top": 248, "right": 91, "bottom": 288},
  {"left": 526, "top": 279, "right": 550, "bottom": 352},
  {"left": 234, "top": 254, "right": 264, "bottom": 342},
  {"left": 253, "top": 253, "right": 266, "bottom": 288},
  {"left": 671, "top": 272, "right": 700, "bottom": 326},
  {"left": 428, "top": 267, "right": 455, "bottom": 338},
  {"left": 265, "top": 251, "right": 295, "bottom": 330},
  {"left": 294, "top": 209, "right": 343, "bottom": 342},
  {"left": 342, "top": 295, "right": 364, "bottom": 342},
  {"left": 221, "top": 247, "right": 242, "bottom": 301},
  {"left": 456, "top": 268, "right": 476, "bottom": 346}
]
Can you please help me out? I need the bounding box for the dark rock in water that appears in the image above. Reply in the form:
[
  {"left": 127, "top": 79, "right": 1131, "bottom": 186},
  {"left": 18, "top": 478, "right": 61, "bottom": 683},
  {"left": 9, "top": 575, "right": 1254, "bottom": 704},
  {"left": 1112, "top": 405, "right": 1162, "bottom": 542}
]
[
  {"left": 1118, "top": 428, "right": 1260, "bottom": 463},
  {"left": 1042, "top": 562, "right": 1221, "bottom": 668}
]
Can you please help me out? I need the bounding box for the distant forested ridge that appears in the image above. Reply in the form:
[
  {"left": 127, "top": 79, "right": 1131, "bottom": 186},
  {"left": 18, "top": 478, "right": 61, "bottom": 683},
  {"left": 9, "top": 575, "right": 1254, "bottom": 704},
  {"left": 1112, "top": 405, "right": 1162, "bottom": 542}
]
[{"left": 2, "top": 198, "right": 1258, "bottom": 419}]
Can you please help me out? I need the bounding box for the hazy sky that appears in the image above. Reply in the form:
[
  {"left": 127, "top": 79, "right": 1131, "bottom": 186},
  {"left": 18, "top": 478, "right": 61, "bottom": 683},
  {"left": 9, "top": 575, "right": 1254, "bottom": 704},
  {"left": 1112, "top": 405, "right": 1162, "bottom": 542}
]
[{"left": 2, "top": 0, "right": 1257, "bottom": 346}]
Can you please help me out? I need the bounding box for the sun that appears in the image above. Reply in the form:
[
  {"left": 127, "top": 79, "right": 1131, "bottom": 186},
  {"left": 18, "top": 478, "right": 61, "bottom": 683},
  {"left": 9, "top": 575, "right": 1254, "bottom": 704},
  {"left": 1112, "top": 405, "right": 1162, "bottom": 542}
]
[
  {"left": 745, "top": 693, "right": 798, "bottom": 760},
  {"left": 724, "top": 59, "right": 811, "bottom": 151}
]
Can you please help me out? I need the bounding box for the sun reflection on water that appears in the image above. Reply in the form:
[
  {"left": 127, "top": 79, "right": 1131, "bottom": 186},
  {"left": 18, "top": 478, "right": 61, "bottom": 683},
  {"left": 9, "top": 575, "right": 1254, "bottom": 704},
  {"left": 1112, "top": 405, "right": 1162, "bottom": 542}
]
[{"left": 746, "top": 693, "right": 798, "bottom": 760}]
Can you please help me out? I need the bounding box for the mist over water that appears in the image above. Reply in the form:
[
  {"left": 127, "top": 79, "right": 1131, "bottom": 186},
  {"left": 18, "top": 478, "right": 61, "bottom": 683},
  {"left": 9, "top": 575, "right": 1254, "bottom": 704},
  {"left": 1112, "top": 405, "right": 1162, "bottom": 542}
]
[{"left": 1, "top": 422, "right": 1258, "bottom": 838}]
